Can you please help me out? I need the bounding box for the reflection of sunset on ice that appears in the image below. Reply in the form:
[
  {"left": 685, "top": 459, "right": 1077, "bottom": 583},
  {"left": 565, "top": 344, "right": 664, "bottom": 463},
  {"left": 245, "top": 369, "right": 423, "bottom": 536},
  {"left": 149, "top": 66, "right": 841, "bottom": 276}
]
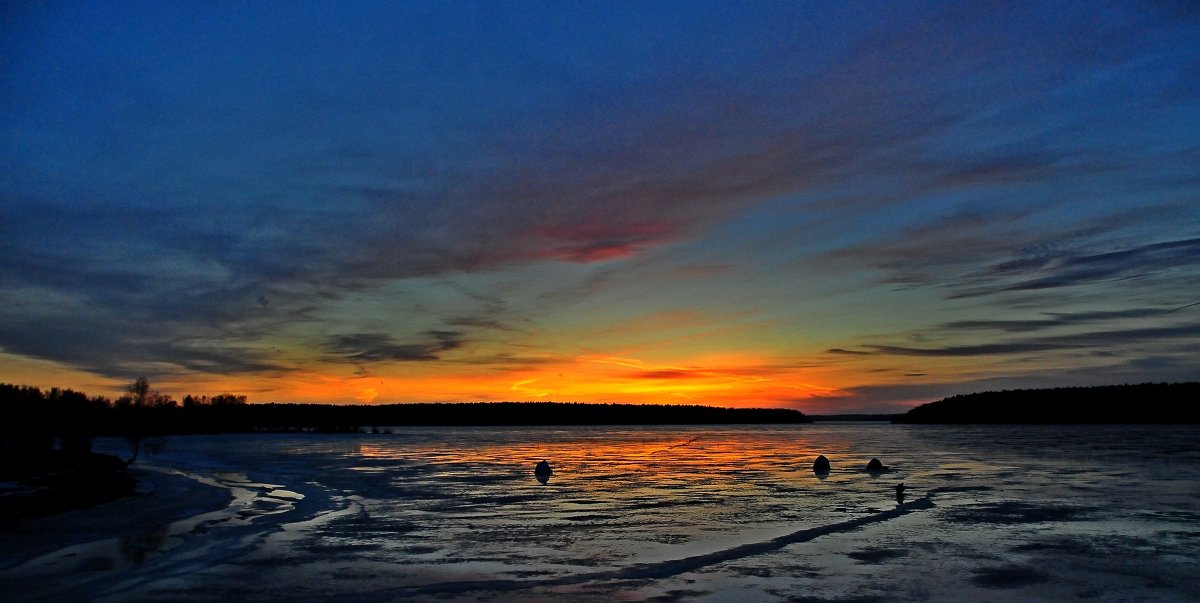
[{"left": 7, "top": 425, "right": 1199, "bottom": 601}]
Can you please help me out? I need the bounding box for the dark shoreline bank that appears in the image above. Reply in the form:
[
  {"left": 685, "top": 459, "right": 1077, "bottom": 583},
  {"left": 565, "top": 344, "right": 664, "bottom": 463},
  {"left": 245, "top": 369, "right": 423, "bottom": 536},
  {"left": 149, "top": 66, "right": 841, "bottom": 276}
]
[
  {"left": 894, "top": 382, "right": 1200, "bottom": 424},
  {"left": 0, "top": 466, "right": 232, "bottom": 570},
  {"left": 0, "top": 451, "right": 137, "bottom": 522}
]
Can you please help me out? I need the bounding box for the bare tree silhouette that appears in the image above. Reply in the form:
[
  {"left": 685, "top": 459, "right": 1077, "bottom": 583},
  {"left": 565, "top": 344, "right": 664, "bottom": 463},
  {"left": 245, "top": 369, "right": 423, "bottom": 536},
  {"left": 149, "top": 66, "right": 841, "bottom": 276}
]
[{"left": 123, "top": 376, "right": 151, "bottom": 466}]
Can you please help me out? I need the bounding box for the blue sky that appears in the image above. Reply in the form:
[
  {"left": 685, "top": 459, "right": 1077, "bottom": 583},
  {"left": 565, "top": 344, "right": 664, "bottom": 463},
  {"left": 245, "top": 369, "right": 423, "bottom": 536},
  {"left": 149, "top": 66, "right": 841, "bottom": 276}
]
[{"left": 2, "top": 1, "right": 1198, "bottom": 411}]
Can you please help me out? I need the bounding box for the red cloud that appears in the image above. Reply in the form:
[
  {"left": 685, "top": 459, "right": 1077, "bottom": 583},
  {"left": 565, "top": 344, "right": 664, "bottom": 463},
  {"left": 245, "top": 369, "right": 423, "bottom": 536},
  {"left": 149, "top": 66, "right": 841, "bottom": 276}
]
[{"left": 530, "top": 222, "right": 676, "bottom": 263}]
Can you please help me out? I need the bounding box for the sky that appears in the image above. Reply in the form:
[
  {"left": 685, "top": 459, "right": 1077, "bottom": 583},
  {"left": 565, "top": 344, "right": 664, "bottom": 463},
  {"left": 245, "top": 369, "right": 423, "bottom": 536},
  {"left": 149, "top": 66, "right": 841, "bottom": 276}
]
[{"left": 2, "top": 1, "right": 1198, "bottom": 413}]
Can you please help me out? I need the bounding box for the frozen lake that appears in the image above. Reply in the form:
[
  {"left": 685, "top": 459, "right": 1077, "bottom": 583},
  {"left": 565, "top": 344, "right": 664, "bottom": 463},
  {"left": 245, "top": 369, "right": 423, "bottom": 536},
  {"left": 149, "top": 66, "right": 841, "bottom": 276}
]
[{"left": 3, "top": 424, "right": 1199, "bottom": 601}]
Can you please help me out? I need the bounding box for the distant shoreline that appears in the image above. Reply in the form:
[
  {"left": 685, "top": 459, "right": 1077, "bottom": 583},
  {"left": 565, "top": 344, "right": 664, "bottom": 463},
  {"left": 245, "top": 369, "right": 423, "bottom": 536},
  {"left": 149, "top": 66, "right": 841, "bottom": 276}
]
[
  {"left": 8, "top": 382, "right": 1200, "bottom": 442},
  {"left": 809, "top": 414, "right": 899, "bottom": 422},
  {"left": 171, "top": 401, "right": 813, "bottom": 432},
  {"left": 892, "top": 382, "right": 1200, "bottom": 424},
  {"left": 1, "top": 397, "right": 812, "bottom": 442}
]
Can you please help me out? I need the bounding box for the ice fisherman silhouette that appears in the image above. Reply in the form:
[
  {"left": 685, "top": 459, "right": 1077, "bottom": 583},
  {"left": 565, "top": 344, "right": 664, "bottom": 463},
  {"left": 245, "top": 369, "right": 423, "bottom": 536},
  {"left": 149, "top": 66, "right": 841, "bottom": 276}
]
[
  {"left": 534, "top": 459, "right": 552, "bottom": 484},
  {"left": 813, "top": 454, "right": 831, "bottom": 476}
]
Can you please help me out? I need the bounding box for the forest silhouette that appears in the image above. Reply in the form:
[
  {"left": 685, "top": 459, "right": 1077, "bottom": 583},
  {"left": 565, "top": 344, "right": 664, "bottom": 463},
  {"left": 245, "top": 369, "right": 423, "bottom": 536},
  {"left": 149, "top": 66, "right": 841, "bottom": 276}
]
[
  {"left": 0, "top": 380, "right": 810, "bottom": 449},
  {"left": 5, "top": 381, "right": 1199, "bottom": 452},
  {"left": 893, "top": 382, "right": 1200, "bottom": 424}
]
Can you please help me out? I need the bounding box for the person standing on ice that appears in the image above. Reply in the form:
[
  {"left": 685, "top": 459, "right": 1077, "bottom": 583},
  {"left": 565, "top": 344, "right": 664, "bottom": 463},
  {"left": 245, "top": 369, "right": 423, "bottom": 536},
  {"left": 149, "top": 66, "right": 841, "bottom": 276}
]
[{"left": 535, "top": 460, "right": 552, "bottom": 484}]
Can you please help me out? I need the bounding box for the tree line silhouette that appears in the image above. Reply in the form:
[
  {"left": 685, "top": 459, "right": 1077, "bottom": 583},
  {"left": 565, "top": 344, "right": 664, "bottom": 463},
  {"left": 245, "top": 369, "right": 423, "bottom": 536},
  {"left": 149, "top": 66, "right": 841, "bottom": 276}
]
[
  {"left": 893, "top": 382, "right": 1200, "bottom": 424},
  {"left": 1, "top": 378, "right": 811, "bottom": 457}
]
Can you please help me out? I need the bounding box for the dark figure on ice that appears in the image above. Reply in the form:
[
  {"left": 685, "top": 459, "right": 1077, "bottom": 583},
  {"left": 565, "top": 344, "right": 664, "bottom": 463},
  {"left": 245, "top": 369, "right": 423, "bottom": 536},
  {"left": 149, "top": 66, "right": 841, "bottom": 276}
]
[
  {"left": 813, "top": 454, "right": 831, "bottom": 475},
  {"left": 534, "top": 459, "right": 552, "bottom": 484},
  {"left": 895, "top": 482, "right": 906, "bottom": 504}
]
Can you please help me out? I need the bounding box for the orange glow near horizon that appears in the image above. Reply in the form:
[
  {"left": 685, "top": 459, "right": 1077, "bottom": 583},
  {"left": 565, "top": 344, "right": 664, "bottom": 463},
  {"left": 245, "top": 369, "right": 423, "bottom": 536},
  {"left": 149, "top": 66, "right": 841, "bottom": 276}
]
[
  {"left": 1, "top": 348, "right": 933, "bottom": 414},
  {"left": 145, "top": 351, "right": 865, "bottom": 412}
]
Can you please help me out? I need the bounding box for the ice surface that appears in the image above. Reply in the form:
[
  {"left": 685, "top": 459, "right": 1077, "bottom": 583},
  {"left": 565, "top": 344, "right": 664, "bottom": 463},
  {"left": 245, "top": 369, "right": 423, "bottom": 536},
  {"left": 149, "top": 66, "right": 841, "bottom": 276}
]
[{"left": 3, "top": 424, "right": 1198, "bottom": 601}]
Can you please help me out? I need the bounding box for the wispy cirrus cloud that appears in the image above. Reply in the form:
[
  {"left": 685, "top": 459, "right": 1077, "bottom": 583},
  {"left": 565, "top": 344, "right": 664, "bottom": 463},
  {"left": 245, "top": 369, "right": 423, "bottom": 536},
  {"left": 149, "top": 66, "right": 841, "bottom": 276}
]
[
  {"left": 324, "top": 331, "right": 465, "bottom": 363},
  {"left": 939, "top": 308, "right": 1175, "bottom": 333},
  {"left": 839, "top": 323, "right": 1200, "bottom": 359},
  {"left": 826, "top": 205, "right": 1200, "bottom": 305},
  {"left": 969, "top": 237, "right": 1200, "bottom": 296}
]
